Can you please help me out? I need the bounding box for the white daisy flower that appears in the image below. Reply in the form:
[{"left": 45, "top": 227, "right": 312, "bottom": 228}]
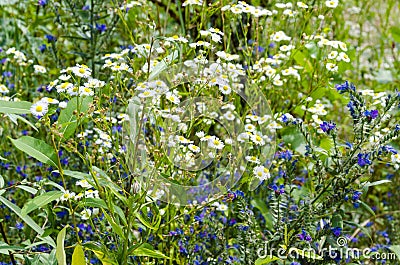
[
  {"left": 250, "top": 133, "right": 265, "bottom": 146},
  {"left": 326, "top": 62, "right": 338, "bottom": 72},
  {"left": 208, "top": 137, "right": 225, "bottom": 150},
  {"left": 80, "top": 209, "right": 92, "bottom": 220},
  {"left": 325, "top": 0, "right": 338, "bottom": 8},
  {"left": 219, "top": 84, "right": 232, "bottom": 95},
  {"left": 0, "top": 84, "right": 9, "bottom": 94},
  {"left": 166, "top": 92, "right": 180, "bottom": 104},
  {"left": 30, "top": 101, "right": 48, "bottom": 117},
  {"left": 76, "top": 179, "right": 93, "bottom": 189},
  {"left": 41, "top": 97, "right": 59, "bottom": 104},
  {"left": 188, "top": 144, "right": 201, "bottom": 153},
  {"left": 253, "top": 165, "right": 270, "bottom": 180},
  {"left": 246, "top": 156, "right": 260, "bottom": 164}
]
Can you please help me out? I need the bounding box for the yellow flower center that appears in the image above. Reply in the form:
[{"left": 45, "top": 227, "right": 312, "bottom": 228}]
[{"left": 35, "top": 106, "right": 43, "bottom": 112}]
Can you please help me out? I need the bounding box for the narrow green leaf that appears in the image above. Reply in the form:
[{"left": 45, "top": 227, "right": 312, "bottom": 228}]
[
  {"left": 91, "top": 250, "right": 118, "bottom": 265},
  {"left": 16, "top": 185, "right": 38, "bottom": 195},
  {"left": 57, "top": 96, "right": 92, "bottom": 140},
  {"left": 0, "top": 175, "right": 4, "bottom": 189},
  {"left": 21, "top": 191, "right": 63, "bottom": 216},
  {"left": 72, "top": 244, "right": 86, "bottom": 265},
  {"left": 149, "top": 50, "right": 179, "bottom": 80},
  {"left": 102, "top": 210, "right": 125, "bottom": 239},
  {"left": 7, "top": 114, "right": 38, "bottom": 131},
  {"left": 0, "top": 195, "right": 44, "bottom": 235},
  {"left": 364, "top": 180, "right": 391, "bottom": 188},
  {"left": 129, "top": 243, "right": 170, "bottom": 259},
  {"left": 359, "top": 201, "right": 376, "bottom": 216},
  {"left": 255, "top": 256, "right": 280, "bottom": 265},
  {"left": 55, "top": 226, "right": 68, "bottom": 265},
  {"left": 343, "top": 220, "right": 372, "bottom": 241},
  {"left": 0, "top": 100, "right": 32, "bottom": 114},
  {"left": 82, "top": 198, "right": 107, "bottom": 209},
  {"left": 10, "top": 136, "right": 58, "bottom": 167}
]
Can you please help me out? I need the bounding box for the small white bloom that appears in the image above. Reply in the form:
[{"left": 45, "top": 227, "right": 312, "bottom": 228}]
[
  {"left": 80, "top": 208, "right": 92, "bottom": 220},
  {"left": 33, "top": 65, "right": 47, "bottom": 74},
  {"left": 253, "top": 165, "right": 271, "bottom": 180},
  {"left": 326, "top": 62, "right": 338, "bottom": 72},
  {"left": 246, "top": 156, "right": 260, "bottom": 164},
  {"left": 30, "top": 101, "right": 48, "bottom": 117},
  {"left": 325, "top": 0, "right": 338, "bottom": 8}
]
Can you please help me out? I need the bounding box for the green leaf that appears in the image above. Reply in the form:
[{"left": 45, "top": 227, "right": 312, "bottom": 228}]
[
  {"left": 359, "top": 201, "right": 375, "bottom": 216},
  {"left": 16, "top": 185, "right": 38, "bottom": 195},
  {"left": 91, "top": 250, "right": 118, "bottom": 265},
  {"left": 55, "top": 226, "right": 68, "bottom": 265},
  {"left": 149, "top": 50, "right": 179, "bottom": 80},
  {"left": 389, "top": 245, "right": 400, "bottom": 260},
  {"left": 343, "top": 220, "right": 372, "bottom": 241},
  {"left": 293, "top": 49, "right": 314, "bottom": 73},
  {"left": 281, "top": 127, "right": 307, "bottom": 154},
  {"left": 57, "top": 96, "right": 93, "bottom": 139},
  {"left": 251, "top": 198, "right": 274, "bottom": 231},
  {"left": 102, "top": 210, "right": 125, "bottom": 239},
  {"left": 21, "top": 191, "right": 63, "bottom": 216},
  {"left": 0, "top": 195, "right": 44, "bottom": 235},
  {"left": 129, "top": 243, "right": 170, "bottom": 259},
  {"left": 82, "top": 198, "right": 107, "bottom": 209},
  {"left": 0, "top": 243, "right": 24, "bottom": 252},
  {"left": 332, "top": 211, "right": 343, "bottom": 230},
  {"left": 391, "top": 26, "right": 400, "bottom": 43},
  {"left": 0, "top": 175, "right": 4, "bottom": 189},
  {"left": 319, "top": 138, "right": 334, "bottom": 153},
  {"left": 364, "top": 180, "right": 391, "bottom": 188},
  {"left": 255, "top": 256, "right": 280, "bottom": 265},
  {"left": 7, "top": 114, "right": 38, "bottom": 131},
  {"left": 0, "top": 100, "right": 32, "bottom": 114},
  {"left": 72, "top": 244, "right": 86, "bottom": 265},
  {"left": 10, "top": 136, "right": 58, "bottom": 167},
  {"left": 135, "top": 211, "right": 161, "bottom": 230}
]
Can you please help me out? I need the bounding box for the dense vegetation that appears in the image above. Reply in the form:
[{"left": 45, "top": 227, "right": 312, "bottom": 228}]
[{"left": 0, "top": 0, "right": 400, "bottom": 264}]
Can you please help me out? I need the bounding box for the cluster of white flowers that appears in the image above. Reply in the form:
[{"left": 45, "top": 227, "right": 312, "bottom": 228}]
[
  {"left": 222, "top": 1, "right": 272, "bottom": 17},
  {"left": 5, "top": 47, "right": 31, "bottom": 65}
]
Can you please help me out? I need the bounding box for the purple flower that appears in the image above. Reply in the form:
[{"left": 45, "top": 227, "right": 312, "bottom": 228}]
[
  {"left": 352, "top": 191, "right": 362, "bottom": 201},
  {"left": 39, "top": 44, "right": 46, "bottom": 53},
  {"left": 357, "top": 153, "right": 371, "bottom": 167},
  {"left": 298, "top": 229, "right": 312, "bottom": 241},
  {"left": 16, "top": 222, "right": 24, "bottom": 230},
  {"left": 336, "top": 81, "right": 356, "bottom": 94},
  {"left": 331, "top": 227, "right": 342, "bottom": 237},
  {"left": 364, "top": 109, "right": 378, "bottom": 120},
  {"left": 45, "top": 34, "right": 56, "bottom": 42},
  {"left": 96, "top": 23, "right": 107, "bottom": 33},
  {"left": 38, "top": 0, "right": 47, "bottom": 6},
  {"left": 320, "top": 121, "right": 336, "bottom": 133}
]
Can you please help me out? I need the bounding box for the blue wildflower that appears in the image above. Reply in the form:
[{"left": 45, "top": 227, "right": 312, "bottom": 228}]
[
  {"left": 357, "top": 153, "right": 371, "bottom": 167},
  {"left": 39, "top": 44, "right": 47, "bottom": 53},
  {"left": 364, "top": 109, "right": 378, "bottom": 120},
  {"left": 45, "top": 34, "right": 57, "bottom": 42},
  {"left": 320, "top": 121, "right": 336, "bottom": 133},
  {"left": 331, "top": 227, "right": 342, "bottom": 237},
  {"left": 96, "top": 24, "right": 107, "bottom": 33}
]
